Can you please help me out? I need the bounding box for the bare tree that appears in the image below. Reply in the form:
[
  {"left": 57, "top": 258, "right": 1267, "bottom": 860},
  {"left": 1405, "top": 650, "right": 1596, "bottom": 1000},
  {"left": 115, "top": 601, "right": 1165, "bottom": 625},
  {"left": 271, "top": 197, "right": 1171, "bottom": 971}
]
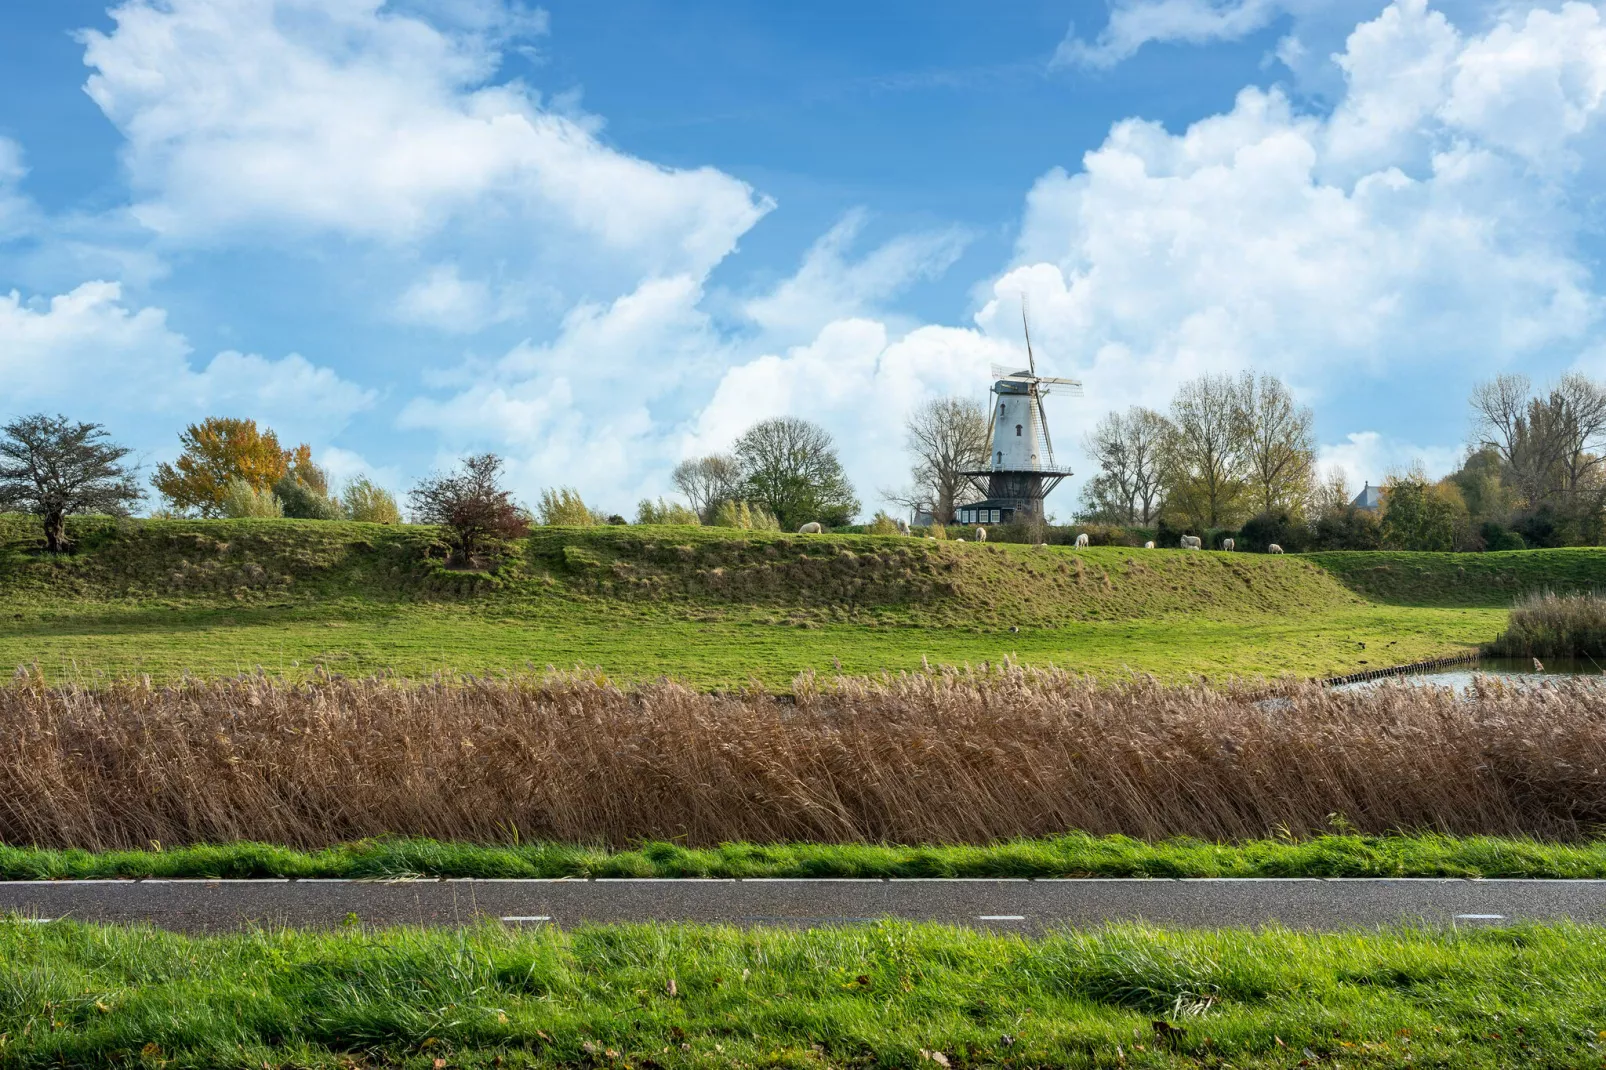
[
  {"left": 1471, "top": 372, "right": 1606, "bottom": 510},
  {"left": 1241, "top": 374, "right": 1316, "bottom": 515},
  {"left": 672, "top": 454, "right": 742, "bottom": 522},
  {"left": 408, "top": 453, "right": 529, "bottom": 566},
  {"left": 0, "top": 414, "right": 143, "bottom": 553},
  {"left": 1164, "top": 373, "right": 1251, "bottom": 528},
  {"left": 1553, "top": 372, "right": 1606, "bottom": 498},
  {"left": 891, "top": 397, "right": 989, "bottom": 524},
  {"left": 1081, "top": 407, "right": 1169, "bottom": 524}
]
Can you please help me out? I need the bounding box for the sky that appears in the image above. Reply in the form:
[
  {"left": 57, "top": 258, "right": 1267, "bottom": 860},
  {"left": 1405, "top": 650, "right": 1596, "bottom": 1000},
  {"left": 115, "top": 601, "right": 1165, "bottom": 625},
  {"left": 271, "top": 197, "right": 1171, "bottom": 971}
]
[{"left": 1, "top": 0, "right": 1603, "bottom": 520}]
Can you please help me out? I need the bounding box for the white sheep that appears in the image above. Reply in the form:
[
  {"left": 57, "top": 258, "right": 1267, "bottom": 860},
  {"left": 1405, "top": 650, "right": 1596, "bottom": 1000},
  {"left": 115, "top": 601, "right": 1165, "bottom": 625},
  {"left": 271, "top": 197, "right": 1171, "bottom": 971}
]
[
  {"left": 955, "top": 537, "right": 966, "bottom": 542},
  {"left": 1143, "top": 540, "right": 1155, "bottom": 549},
  {"left": 797, "top": 521, "right": 823, "bottom": 534},
  {"left": 1032, "top": 542, "right": 1048, "bottom": 550},
  {"left": 1269, "top": 543, "right": 1284, "bottom": 554},
  {"left": 1222, "top": 537, "right": 1235, "bottom": 552},
  {"left": 1074, "top": 533, "right": 1090, "bottom": 548},
  {"left": 895, "top": 518, "right": 910, "bottom": 536},
  {"left": 975, "top": 527, "right": 987, "bottom": 542},
  {"left": 1180, "top": 535, "right": 1203, "bottom": 550}
]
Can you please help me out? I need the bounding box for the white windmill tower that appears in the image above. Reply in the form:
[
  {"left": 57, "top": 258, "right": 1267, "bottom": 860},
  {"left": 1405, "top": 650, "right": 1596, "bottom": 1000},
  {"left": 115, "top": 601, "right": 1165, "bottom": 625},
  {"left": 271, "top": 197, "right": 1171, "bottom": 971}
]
[{"left": 956, "top": 304, "right": 1082, "bottom": 525}]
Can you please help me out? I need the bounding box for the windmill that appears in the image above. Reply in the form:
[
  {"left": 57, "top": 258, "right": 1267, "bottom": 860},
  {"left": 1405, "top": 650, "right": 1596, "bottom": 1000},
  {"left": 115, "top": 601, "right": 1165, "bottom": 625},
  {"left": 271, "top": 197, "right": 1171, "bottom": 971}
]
[{"left": 955, "top": 303, "right": 1083, "bottom": 526}]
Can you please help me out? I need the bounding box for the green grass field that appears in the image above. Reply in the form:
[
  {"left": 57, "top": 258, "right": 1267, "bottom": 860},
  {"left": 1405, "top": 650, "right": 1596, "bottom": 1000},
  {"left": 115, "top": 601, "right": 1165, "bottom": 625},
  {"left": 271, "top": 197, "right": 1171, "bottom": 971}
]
[
  {"left": 5, "top": 917, "right": 1604, "bottom": 1067},
  {"left": 10, "top": 833, "right": 1606, "bottom": 880},
  {"left": 1, "top": 516, "right": 1575, "bottom": 685}
]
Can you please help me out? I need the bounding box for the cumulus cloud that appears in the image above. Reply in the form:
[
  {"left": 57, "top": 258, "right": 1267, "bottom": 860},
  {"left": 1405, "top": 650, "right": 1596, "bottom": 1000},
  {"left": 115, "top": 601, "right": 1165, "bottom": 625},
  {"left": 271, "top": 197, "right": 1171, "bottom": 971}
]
[
  {"left": 1318, "top": 430, "right": 1462, "bottom": 487},
  {"left": 81, "top": 0, "right": 770, "bottom": 281},
  {"left": 0, "top": 282, "right": 374, "bottom": 444}
]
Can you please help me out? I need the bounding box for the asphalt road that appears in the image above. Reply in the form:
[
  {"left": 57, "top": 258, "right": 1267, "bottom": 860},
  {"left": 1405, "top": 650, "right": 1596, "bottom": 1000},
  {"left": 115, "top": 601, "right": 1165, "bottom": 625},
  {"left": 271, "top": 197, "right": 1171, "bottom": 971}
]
[{"left": 4, "top": 878, "right": 1606, "bottom": 933}]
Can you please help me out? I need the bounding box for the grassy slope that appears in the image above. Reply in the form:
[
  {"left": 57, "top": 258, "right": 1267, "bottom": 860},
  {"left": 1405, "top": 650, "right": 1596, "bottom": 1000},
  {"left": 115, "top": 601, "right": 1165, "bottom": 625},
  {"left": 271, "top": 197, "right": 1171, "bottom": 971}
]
[
  {"left": 11, "top": 833, "right": 1606, "bottom": 880},
  {"left": 5, "top": 917, "right": 1604, "bottom": 1067},
  {"left": 0, "top": 515, "right": 1588, "bottom": 684}
]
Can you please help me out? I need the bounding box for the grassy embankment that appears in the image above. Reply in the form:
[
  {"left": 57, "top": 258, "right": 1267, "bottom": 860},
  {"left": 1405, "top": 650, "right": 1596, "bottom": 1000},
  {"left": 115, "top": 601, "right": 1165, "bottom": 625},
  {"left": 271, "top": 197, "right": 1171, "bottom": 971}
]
[
  {"left": 5, "top": 516, "right": 1596, "bottom": 685},
  {"left": 10, "top": 832, "right": 1606, "bottom": 880},
  {"left": 6, "top": 917, "right": 1606, "bottom": 1068}
]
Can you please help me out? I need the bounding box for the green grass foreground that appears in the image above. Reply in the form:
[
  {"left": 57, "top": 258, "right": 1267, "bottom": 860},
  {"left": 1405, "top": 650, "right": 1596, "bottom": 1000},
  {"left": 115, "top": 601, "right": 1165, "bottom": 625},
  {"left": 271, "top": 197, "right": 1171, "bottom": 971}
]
[
  {"left": 5, "top": 918, "right": 1606, "bottom": 1068},
  {"left": 9, "top": 833, "right": 1606, "bottom": 881}
]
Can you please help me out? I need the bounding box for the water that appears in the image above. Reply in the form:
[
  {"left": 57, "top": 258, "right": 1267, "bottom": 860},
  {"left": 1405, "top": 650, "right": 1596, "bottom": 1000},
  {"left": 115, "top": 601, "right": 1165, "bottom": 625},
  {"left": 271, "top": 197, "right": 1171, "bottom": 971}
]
[{"left": 1337, "top": 656, "right": 1606, "bottom": 694}]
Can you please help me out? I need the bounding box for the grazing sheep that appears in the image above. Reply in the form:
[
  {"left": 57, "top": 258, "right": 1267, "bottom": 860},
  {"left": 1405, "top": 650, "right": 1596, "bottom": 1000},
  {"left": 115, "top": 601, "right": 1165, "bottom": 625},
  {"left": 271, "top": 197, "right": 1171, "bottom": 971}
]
[
  {"left": 975, "top": 527, "right": 987, "bottom": 542},
  {"left": 1222, "top": 537, "right": 1235, "bottom": 552},
  {"left": 1144, "top": 540, "right": 1155, "bottom": 550},
  {"left": 955, "top": 537, "right": 966, "bottom": 542},
  {"left": 1074, "top": 533, "right": 1090, "bottom": 548},
  {"left": 1033, "top": 542, "right": 1048, "bottom": 549},
  {"left": 1269, "top": 543, "right": 1284, "bottom": 554},
  {"left": 1180, "top": 535, "right": 1203, "bottom": 550},
  {"left": 896, "top": 518, "right": 910, "bottom": 536},
  {"left": 797, "top": 521, "right": 823, "bottom": 534}
]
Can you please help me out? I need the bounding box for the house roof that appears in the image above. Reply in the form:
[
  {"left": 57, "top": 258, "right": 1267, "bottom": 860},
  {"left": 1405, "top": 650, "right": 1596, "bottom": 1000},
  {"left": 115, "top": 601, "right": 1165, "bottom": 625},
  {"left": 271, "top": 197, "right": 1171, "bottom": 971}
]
[{"left": 1352, "top": 482, "right": 1383, "bottom": 510}]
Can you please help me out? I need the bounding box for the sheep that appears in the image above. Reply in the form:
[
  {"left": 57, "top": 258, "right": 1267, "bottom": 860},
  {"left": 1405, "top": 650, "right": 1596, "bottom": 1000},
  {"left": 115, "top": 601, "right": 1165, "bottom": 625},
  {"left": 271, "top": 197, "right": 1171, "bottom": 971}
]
[
  {"left": 1074, "top": 533, "right": 1090, "bottom": 548},
  {"left": 975, "top": 527, "right": 987, "bottom": 542},
  {"left": 797, "top": 521, "right": 823, "bottom": 534},
  {"left": 1222, "top": 537, "right": 1235, "bottom": 552},
  {"left": 1269, "top": 543, "right": 1284, "bottom": 554},
  {"left": 895, "top": 518, "right": 911, "bottom": 536},
  {"left": 1032, "top": 542, "right": 1048, "bottom": 550},
  {"left": 955, "top": 537, "right": 966, "bottom": 542},
  {"left": 1180, "top": 535, "right": 1203, "bottom": 550},
  {"left": 1144, "top": 540, "right": 1155, "bottom": 549}
]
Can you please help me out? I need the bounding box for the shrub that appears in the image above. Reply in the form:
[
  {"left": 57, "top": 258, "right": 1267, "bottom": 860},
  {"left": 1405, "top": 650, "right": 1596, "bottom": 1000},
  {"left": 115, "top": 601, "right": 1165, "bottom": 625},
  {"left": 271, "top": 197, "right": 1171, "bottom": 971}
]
[
  {"left": 1308, "top": 506, "right": 1383, "bottom": 551},
  {"left": 1238, "top": 511, "right": 1306, "bottom": 553},
  {"left": 1479, "top": 521, "right": 1527, "bottom": 552},
  {"left": 1489, "top": 591, "right": 1606, "bottom": 658},
  {"left": 342, "top": 478, "right": 400, "bottom": 524},
  {"left": 537, "top": 487, "right": 597, "bottom": 526},
  {"left": 220, "top": 478, "right": 284, "bottom": 519},
  {"left": 636, "top": 498, "right": 701, "bottom": 525},
  {"left": 928, "top": 523, "right": 947, "bottom": 540},
  {"left": 711, "top": 500, "right": 781, "bottom": 530},
  {"left": 865, "top": 511, "right": 900, "bottom": 536},
  {"left": 273, "top": 474, "right": 342, "bottom": 520}
]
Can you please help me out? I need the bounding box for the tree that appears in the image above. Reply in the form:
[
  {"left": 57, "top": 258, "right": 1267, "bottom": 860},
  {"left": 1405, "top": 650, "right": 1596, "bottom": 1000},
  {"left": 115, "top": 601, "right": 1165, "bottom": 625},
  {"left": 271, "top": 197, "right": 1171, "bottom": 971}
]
[
  {"left": 342, "top": 478, "right": 400, "bottom": 524},
  {"left": 732, "top": 417, "right": 859, "bottom": 530},
  {"left": 636, "top": 498, "right": 700, "bottom": 525},
  {"left": 1163, "top": 373, "right": 1251, "bottom": 528},
  {"left": 1080, "top": 407, "right": 1169, "bottom": 524},
  {"left": 408, "top": 454, "right": 530, "bottom": 565},
  {"left": 1380, "top": 470, "right": 1462, "bottom": 552},
  {"left": 152, "top": 417, "right": 300, "bottom": 517},
  {"left": 893, "top": 397, "right": 989, "bottom": 524},
  {"left": 272, "top": 451, "right": 340, "bottom": 519},
  {"left": 1241, "top": 374, "right": 1315, "bottom": 515},
  {"left": 0, "top": 414, "right": 143, "bottom": 552},
  {"left": 672, "top": 455, "right": 742, "bottom": 522},
  {"left": 536, "top": 487, "right": 597, "bottom": 526}
]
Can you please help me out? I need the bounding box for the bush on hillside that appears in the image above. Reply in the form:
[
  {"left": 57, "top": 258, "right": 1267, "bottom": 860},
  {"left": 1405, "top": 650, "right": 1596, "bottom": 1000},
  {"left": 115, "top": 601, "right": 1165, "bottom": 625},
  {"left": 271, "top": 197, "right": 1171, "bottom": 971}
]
[
  {"left": 1488, "top": 591, "right": 1606, "bottom": 658},
  {"left": 410, "top": 454, "right": 529, "bottom": 566},
  {"left": 636, "top": 498, "right": 700, "bottom": 525},
  {"left": 1479, "top": 521, "right": 1527, "bottom": 552},
  {"left": 1238, "top": 511, "right": 1304, "bottom": 553},
  {"left": 342, "top": 478, "right": 400, "bottom": 524},
  {"left": 273, "top": 474, "right": 342, "bottom": 520},
  {"left": 711, "top": 500, "right": 780, "bottom": 531},
  {"left": 1308, "top": 506, "right": 1382, "bottom": 551},
  {"left": 220, "top": 478, "right": 284, "bottom": 519},
  {"left": 537, "top": 487, "right": 597, "bottom": 526},
  {"left": 866, "top": 512, "right": 901, "bottom": 536}
]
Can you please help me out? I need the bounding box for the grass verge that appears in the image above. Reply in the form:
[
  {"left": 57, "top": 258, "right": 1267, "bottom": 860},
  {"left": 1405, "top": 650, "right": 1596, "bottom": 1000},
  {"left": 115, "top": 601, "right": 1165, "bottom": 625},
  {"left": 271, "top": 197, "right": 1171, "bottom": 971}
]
[
  {"left": 5, "top": 917, "right": 1605, "bottom": 1067},
  {"left": 9, "top": 832, "right": 1606, "bottom": 880}
]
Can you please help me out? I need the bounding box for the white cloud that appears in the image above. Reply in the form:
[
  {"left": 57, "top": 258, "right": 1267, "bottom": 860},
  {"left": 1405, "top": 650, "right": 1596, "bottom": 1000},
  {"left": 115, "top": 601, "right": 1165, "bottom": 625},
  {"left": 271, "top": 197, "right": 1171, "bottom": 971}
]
[
  {"left": 81, "top": 0, "right": 770, "bottom": 280},
  {"left": 1056, "top": 0, "right": 1293, "bottom": 69},
  {"left": 1318, "top": 430, "right": 1462, "bottom": 487},
  {"left": 741, "top": 211, "right": 969, "bottom": 339},
  {"left": 0, "top": 282, "right": 374, "bottom": 443},
  {"left": 395, "top": 264, "right": 501, "bottom": 332},
  {"left": 317, "top": 445, "right": 405, "bottom": 496}
]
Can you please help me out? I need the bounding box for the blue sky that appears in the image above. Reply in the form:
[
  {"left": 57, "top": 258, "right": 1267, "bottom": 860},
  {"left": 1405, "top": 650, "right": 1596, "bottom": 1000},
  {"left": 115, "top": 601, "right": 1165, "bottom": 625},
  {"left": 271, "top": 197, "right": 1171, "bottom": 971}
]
[{"left": 1, "top": 0, "right": 1602, "bottom": 518}]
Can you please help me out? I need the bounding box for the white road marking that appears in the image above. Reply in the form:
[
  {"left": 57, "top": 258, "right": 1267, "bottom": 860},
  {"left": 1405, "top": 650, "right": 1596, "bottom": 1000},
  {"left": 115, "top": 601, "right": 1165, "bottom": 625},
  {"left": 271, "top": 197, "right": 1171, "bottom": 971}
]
[
  {"left": 500, "top": 915, "right": 552, "bottom": 923},
  {"left": 977, "top": 915, "right": 1026, "bottom": 921},
  {"left": 1455, "top": 914, "right": 1505, "bottom": 920}
]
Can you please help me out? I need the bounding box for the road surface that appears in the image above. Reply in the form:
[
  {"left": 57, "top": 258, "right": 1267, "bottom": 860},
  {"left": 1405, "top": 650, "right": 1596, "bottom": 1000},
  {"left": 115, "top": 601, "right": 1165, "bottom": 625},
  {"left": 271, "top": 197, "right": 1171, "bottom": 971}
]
[{"left": 4, "top": 878, "right": 1606, "bottom": 933}]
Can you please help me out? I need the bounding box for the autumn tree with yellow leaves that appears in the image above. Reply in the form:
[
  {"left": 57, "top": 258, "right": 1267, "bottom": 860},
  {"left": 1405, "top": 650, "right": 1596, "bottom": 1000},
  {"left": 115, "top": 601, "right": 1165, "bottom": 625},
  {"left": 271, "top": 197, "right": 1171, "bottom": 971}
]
[{"left": 152, "top": 417, "right": 314, "bottom": 517}]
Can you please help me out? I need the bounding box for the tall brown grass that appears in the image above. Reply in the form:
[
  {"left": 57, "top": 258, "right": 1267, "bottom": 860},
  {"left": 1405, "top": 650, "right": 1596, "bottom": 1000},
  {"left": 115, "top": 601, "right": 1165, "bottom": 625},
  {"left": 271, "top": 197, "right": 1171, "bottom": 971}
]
[
  {"left": 2, "top": 666, "right": 1604, "bottom": 849},
  {"left": 1489, "top": 590, "right": 1606, "bottom": 659}
]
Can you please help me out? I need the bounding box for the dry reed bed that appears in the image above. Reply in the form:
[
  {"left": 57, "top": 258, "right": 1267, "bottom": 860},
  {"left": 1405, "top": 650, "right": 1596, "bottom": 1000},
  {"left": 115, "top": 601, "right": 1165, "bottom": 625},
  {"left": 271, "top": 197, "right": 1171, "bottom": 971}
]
[{"left": 2, "top": 667, "right": 1604, "bottom": 849}]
